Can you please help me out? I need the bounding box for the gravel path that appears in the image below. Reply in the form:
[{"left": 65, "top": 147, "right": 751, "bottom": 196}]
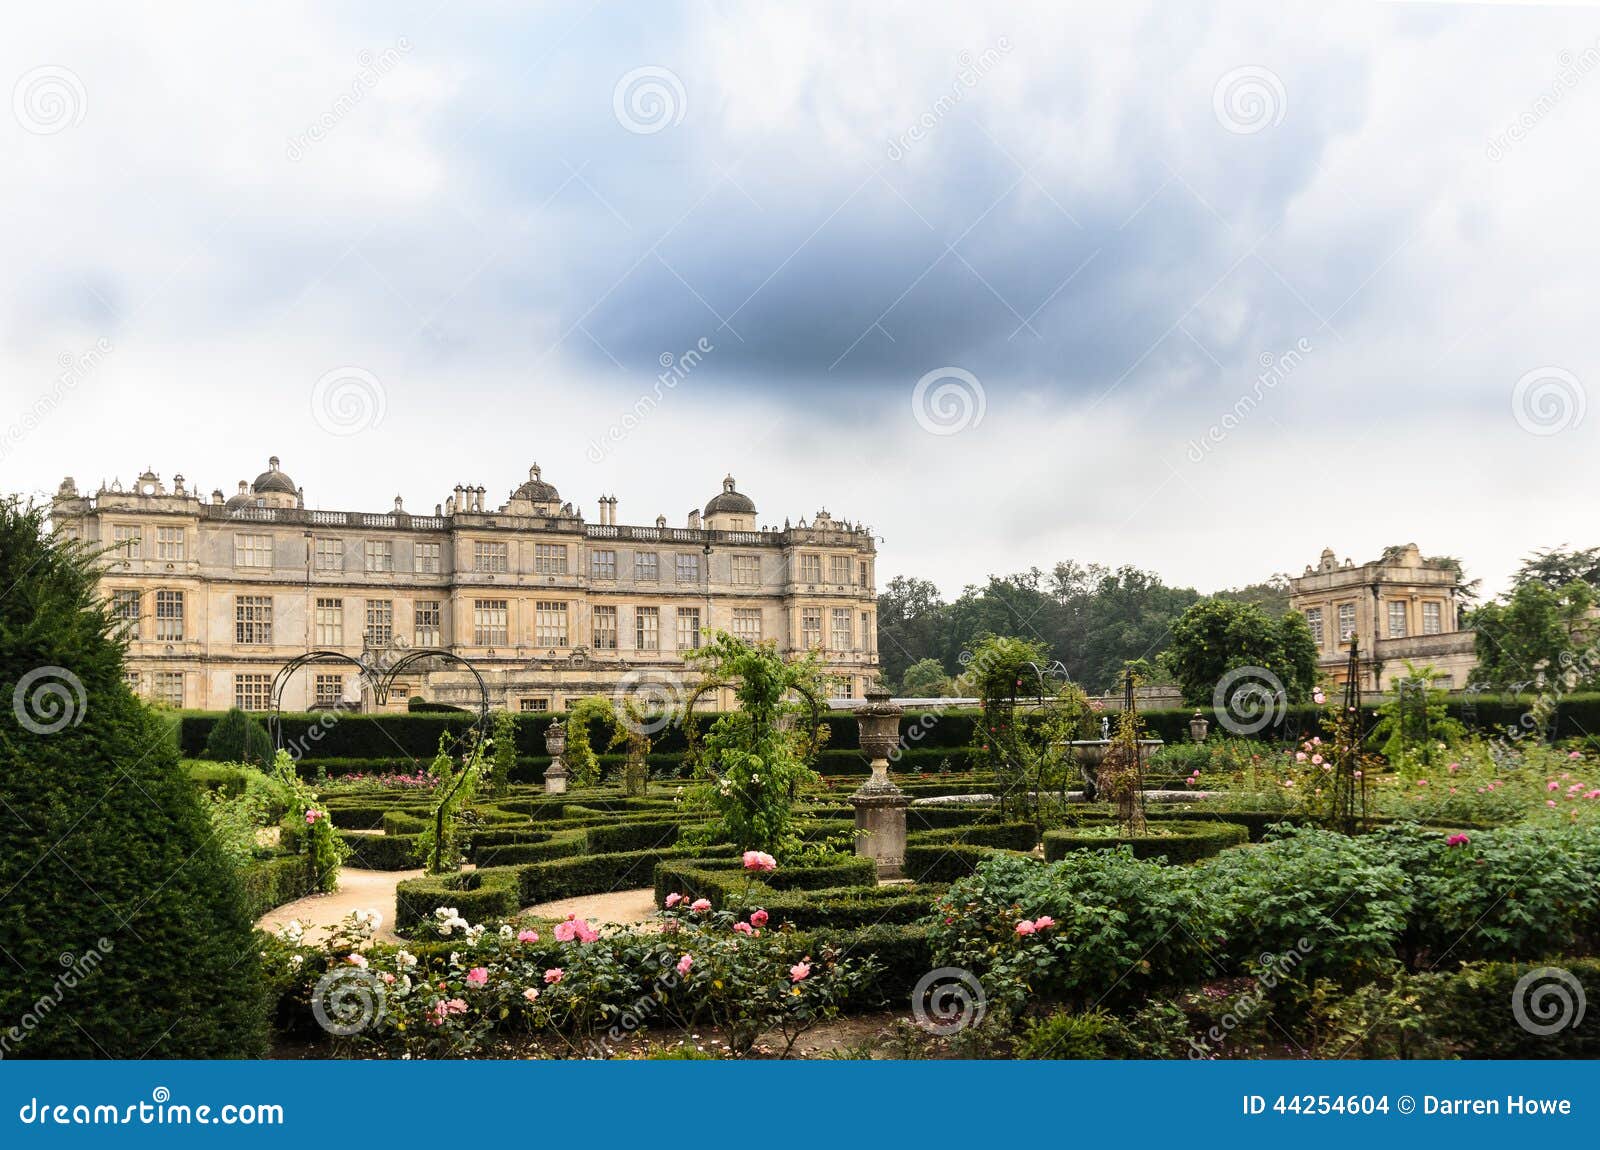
[
  {"left": 256, "top": 866, "right": 420, "bottom": 944},
  {"left": 523, "top": 888, "right": 658, "bottom": 926}
]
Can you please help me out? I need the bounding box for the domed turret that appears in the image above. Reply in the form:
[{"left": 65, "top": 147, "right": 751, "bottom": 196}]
[
  {"left": 241, "top": 456, "right": 300, "bottom": 509},
  {"left": 703, "top": 475, "right": 756, "bottom": 530},
  {"left": 507, "top": 463, "right": 563, "bottom": 513}
]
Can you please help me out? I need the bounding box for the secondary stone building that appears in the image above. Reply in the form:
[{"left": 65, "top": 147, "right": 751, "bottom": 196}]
[
  {"left": 1288, "top": 543, "right": 1477, "bottom": 691},
  {"left": 52, "top": 458, "right": 880, "bottom": 713}
]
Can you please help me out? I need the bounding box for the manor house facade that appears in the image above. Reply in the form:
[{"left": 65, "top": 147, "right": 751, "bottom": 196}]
[
  {"left": 52, "top": 458, "right": 880, "bottom": 714},
  {"left": 1288, "top": 543, "right": 1477, "bottom": 691}
]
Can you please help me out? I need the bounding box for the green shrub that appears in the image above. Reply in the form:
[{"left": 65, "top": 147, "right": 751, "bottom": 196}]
[
  {"left": 1204, "top": 826, "right": 1409, "bottom": 988},
  {"left": 202, "top": 707, "right": 274, "bottom": 767},
  {"left": 1355, "top": 822, "right": 1600, "bottom": 969},
  {"left": 239, "top": 855, "right": 313, "bottom": 919},
  {"left": 1042, "top": 819, "right": 1248, "bottom": 864},
  {"left": 1013, "top": 1008, "right": 1127, "bottom": 1059},
  {"left": 0, "top": 501, "right": 267, "bottom": 1057},
  {"left": 929, "top": 851, "right": 1209, "bottom": 1009},
  {"left": 338, "top": 831, "right": 421, "bottom": 870},
  {"left": 1319, "top": 959, "right": 1600, "bottom": 1058},
  {"left": 903, "top": 842, "right": 1005, "bottom": 883}
]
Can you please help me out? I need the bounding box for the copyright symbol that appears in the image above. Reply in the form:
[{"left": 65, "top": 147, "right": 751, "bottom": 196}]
[{"left": 1398, "top": 1096, "right": 1415, "bottom": 1114}]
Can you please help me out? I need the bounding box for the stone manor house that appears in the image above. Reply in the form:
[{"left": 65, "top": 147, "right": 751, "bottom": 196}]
[
  {"left": 52, "top": 458, "right": 881, "bottom": 714},
  {"left": 1287, "top": 543, "right": 1477, "bottom": 692}
]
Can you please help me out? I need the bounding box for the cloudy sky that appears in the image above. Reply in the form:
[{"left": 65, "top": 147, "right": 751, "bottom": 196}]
[{"left": 3, "top": 1, "right": 1597, "bottom": 600}]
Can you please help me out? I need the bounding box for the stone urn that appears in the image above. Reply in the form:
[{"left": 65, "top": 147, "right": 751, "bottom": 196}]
[
  {"left": 850, "top": 688, "right": 908, "bottom": 879},
  {"left": 543, "top": 720, "right": 569, "bottom": 795}
]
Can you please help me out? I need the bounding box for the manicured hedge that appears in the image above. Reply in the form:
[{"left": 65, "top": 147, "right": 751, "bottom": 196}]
[
  {"left": 180, "top": 694, "right": 1600, "bottom": 776},
  {"left": 239, "top": 855, "right": 313, "bottom": 919},
  {"left": 396, "top": 869, "right": 521, "bottom": 931},
  {"left": 913, "top": 822, "right": 1038, "bottom": 851},
  {"left": 724, "top": 883, "right": 938, "bottom": 929},
  {"left": 652, "top": 856, "right": 879, "bottom": 907},
  {"left": 338, "top": 831, "right": 421, "bottom": 870},
  {"left": 1043, "top": 819, "right": 1249, "bottom": 864},
  {"left": 903, "top": 842, "right": 1006, "bottom": 884}
]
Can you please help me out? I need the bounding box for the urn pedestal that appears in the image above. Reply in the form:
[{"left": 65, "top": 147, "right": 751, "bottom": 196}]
[
  {"left": 543, "top": 722, "right": 569, "bottom": 795},
  {"left": 849, "top": 689, "right": 908, "bottom": 879}
]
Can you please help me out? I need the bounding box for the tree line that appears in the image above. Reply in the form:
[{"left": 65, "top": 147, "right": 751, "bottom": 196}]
[{"left": 877, "top": 545, "right": 1600, "bottom": 701}]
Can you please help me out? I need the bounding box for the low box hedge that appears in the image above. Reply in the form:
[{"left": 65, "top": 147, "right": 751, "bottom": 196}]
[
  {"left": 396, "top": 868, "right": 522, "bottom": 932},
  {"left": 725, "top": 883, "right": 939, "bottom": 930},
  {"left": 912, "top": 821, "right": 1038, "bottom": 851},
  {"left": 1042, "top": 819, "right": 1249, "bottom": 863},
  {"left": 338, "top": 831, "right": 422, "bottom": 870},
  {"left": 652, "top": 855, "right": 879, "bottom": 905},
  {"left": 902, "top": 842, "right": 1006, "bottom": 884},
  {"left": 239, "top": 854, "right": 313, "bottom": 919}
]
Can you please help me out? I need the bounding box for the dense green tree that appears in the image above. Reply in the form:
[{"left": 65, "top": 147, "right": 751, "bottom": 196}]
[
  {"left": 1514, "top": 546, "right": 1600, "bottom": 592},
  {"left": 203, "top": 706, "right": 274, "bottom": 766},
  {"left": 1469, "top": 579, "right": 1597, "bottom": 691},
  {"left": 899, "top": 657, "right": 956, "bottom": 697},
  {"left": 1161, "top": 598, "right": 1319, "bottom": 707},
  {"left": 0, "top": 499, "right": 267, "bottom": 1056},
  {"left": 1212, "top": 574, "right": 1292, "bottom": 617},
  {"left": 874, "top": 575, "right": 950, "bottom": 687},
  {"left": 1048, "top": 562, "right": 1199, "bottom": 689}
]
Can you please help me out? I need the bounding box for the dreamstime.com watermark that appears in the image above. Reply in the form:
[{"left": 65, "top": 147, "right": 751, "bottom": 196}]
[
  {"left": 1487, "top": 39, "right": 1600, "bottom": 162},
  {"left": 1511, "top": 966, "right": 1587, "bottom": 1037},
  {"left": 911, "top": 967, "right": 987, "bottom": 1036},
  {"left": 1187, "top": 938, "right": 1315, "bottom": 1058},
  {"left": 1186, "top": 338, "right": 1312, "bottom": 462},
  {"left": 1, "top": 338, "right": 113, "bottom": 463},
  {"left": 1510, "top": 365, "right": 1584, "bottom": 437},
  {"left": 286, "top": 38, "right": 411, "bottom": 161},
  {"left": 911, "top": 366, "right": 985, "bottom": 436},
  {"left": 12, "top": 65, "right": 86, "bottom": 135},
  {"left": 12, "top": 666, "right": 88, "bottom": 735},
  {"left": 1213, "top": 65, "right": 1286, "bottom": 135},
  {"left": 16, "top": 1088, "right": 283, "bottom": 1126},
  {"left": 613, "top": 66, "right": 686, "bottom": 134},
  {"left": 1212, "top": 666, "right": 1288, "bottom": 736},
  {"left": 0, "top": 939, "right": 113, "bottom": 1059},
  {"left": 586, "top": 337, "right": 714, "bottom": 462},
  {"left": 886, "top": 39, "right": 1012, "bottom": 161}
]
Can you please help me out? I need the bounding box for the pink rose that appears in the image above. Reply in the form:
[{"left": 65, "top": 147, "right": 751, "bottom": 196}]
[
  {"left": 742, "top": 850, "right": 777, "bottom": 872},
  {"left": 789, "top": 961, "right": 811, "bottom": 982},
  {"left": 734, "top": 921, "right": 754, "bottom": 936},
  {"left": 466, "top": 967, "right": 488, "bottom": 986},
  {"left": 1015, "top": 920, "right": 1036, "bottom": 935},
  {"left": 381, "top": 972, "right": 395, "bottom": 984},
  {"left": 522, "top": 987, "right": 539, "bottom": 1002},
  {"left": 665, "top": 893, "right": 684, "bottom": 908},
  {"left": 544, "top": 968, "right": 564, "bottom": 984},
  {"left": 690, "top": 898, "right": 712, "bottom": 912},
  {"left": 1033, "top": 915, "right": 1055, "bottom": 930},
  {"left": 554, "top": 920, "right": 577, "bottom": 942},
  {"left": 675, "top": 954, "right": 693, "bottom": 976},
  {"left": 750, "top": 909, "right": 769, "bottom": 928},
  {"left": 517, "top": 929, "right": 540, "bottom": 943},
  {"left": 1445, "top": 833, "right": 1470, "bottom": 847}
]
